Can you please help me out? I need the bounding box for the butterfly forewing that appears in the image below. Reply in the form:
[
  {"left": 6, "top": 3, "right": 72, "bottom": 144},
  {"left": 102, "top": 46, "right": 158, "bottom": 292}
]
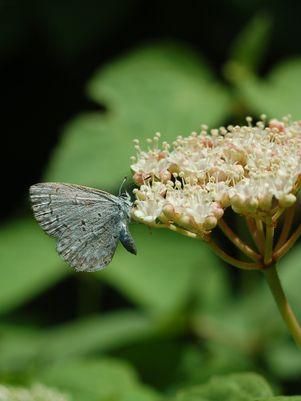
[{"left": 30, "top": 183, "right": 125, "bottom": 271}]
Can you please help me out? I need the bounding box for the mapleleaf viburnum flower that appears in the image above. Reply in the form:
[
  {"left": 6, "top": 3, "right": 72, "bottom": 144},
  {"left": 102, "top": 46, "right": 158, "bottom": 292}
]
[
  {"left": 131, "top": 116, "right": 301, "bottom": 240},
  {"left": 130, "top": 115, "right": 301, "bottom": 347}
]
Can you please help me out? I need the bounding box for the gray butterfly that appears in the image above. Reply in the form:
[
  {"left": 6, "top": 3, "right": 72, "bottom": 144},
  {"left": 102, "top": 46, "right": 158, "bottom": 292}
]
[{"left": 29, "top": 182, "right": 136, "bottom": 272}]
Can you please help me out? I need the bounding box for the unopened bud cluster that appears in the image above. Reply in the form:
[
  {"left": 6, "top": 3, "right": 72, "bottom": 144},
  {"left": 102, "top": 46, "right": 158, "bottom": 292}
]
[{"left": 130, "top": 117, "right": 301, "bottom": 237}]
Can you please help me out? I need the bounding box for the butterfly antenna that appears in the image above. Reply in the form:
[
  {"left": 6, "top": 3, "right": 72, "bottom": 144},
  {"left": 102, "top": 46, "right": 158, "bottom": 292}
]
[{"left": 118, "top": 176, "right": 127, "bottom": 196}]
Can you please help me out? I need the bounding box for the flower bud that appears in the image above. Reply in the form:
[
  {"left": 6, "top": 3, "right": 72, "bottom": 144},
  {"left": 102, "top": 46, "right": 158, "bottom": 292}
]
[
  {"left": 134, "top": 190, "right": 146, "bottom": 201},
  {"left": 203, "top": 216, "right": 218, "bottom": 230},
  {"left": 178, "top": 214, "right": 192, "bottom": 229},
  {"left": 246, "top": 197, "right": 259, "bottom": 213},
  {"left": 133, "top": 172, "right": 144, "bottom": 185},
  {"left": 163, "top": 204, "right": 176, "bottom": 220},
  {"left": 278, "top": 193, "right": 297, "bottom": 208},
  {"left": 231, "top": 194, "right": 246, "bottom": 210},
  {"left": 212, "top": 203, "right": 224, "bottom": 219},
  {"left": 258, "top": 194, "right": 272, "bottom": 211},
  {"left": 269, "top": 119, "right": 285, "bottom": 132}
]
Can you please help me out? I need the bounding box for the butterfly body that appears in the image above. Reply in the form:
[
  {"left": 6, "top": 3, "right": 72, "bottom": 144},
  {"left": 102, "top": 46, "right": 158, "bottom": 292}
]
[{"left": 30, "top": 183, "right": 136, "bottom": 272}]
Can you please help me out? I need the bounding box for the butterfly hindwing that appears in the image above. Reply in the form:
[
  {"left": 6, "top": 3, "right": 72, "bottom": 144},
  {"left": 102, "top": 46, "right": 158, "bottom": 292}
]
[{"left": 56, "top": 212, "right": 121, "bottom": 272}]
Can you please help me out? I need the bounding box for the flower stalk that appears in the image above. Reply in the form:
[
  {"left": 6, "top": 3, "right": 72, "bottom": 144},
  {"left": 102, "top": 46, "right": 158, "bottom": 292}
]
[
  {"left": 275, "top": 204, "right": 296, "bottom": 251},
  {"left": 246, "top": 218, "right": 265, "bottom": 254},
  {"left": 255, "top": 218, "right": 265, "bottom": 254},
  {"left": 218, "top": 218, "right": 261, "bottom": 262},
  {"left": 264, "top": 219, "right": 274, "bottom": 265},
  {"left": 273, "top": 222, "right": 301, "bottom": 261},
  {"left": 264, "top": 264, "right": 301, "bottom": 347},
  {"left": 207, "top": 238, "right": 263, "bottom": 270}
]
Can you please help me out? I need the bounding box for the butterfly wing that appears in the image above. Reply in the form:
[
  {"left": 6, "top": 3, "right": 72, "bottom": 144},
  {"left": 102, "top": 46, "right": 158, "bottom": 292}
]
[
  {"left": 56, "top": 211, "right": 121, "bottom": 272},
  {"left": 30, "top": 182, "right": 122, "bottom": 271}
]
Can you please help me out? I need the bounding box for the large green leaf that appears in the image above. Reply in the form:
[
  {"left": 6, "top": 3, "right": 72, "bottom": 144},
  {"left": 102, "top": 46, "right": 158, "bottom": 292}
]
[
  {"left": 46, "top": 43, "right": 231, "bottom": 187},
  {"left": 175, "top": 343, "right": 254, "bottom": 388},
  {"left": 46, "top": 115, "right": 130, "bottom": 189},
  {"left": 204, "top": 245, "right": 301, "bottom": 360},
  {"left": 174, "top": 373, "right": 301, "bottom": 400},
  {"left": 0, "top": 310, "right": 160, "bottom": 372},
  {"left": 232, "top": 58, "right": 301, "bottom": 119},
  {"left": 0, "top": 324, "right": 43, "bottom": 373},
  {"left": 244, "top": 246, "right": 301, "bottom": 331},
  {"left": 257, "top": 247, "right": 301, "bottom": 377},
  {"left": 40, "top": 310, "right": 158, "bottom": 362},
  {"left": 0, "top": 218, "right": 66, "bottom": 314},
  {"left": 258, "top": 398, "right": 301, "bottom": 401},
  {"left": 99, "top": 224, "right": 221, "bottom": 315},
  {"left": 192, "top": 257, "right": 230, "bottom": 315},
  {"left": 87, "top": 43, "right": 230, "bottom": 126},
  {"left": 175, "top": 372, "right": 273, "bottom": 401},
  {"left": 265, "top": 340, "right": 301, "bottom": 380},
  {"left": 37, "top": 358, "right": 160, "bottom": 401}
]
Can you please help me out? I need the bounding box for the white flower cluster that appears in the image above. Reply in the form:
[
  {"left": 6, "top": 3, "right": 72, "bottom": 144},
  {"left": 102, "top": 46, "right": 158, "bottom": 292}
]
[
  {"left": 0, "top": 384, "right": 70, "bottom": 401},
  {"left": 131, "top": 117, "right": 301, "bottom": 236}
]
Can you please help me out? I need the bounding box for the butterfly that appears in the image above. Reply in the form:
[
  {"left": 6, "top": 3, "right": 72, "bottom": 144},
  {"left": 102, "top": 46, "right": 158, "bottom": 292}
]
[{"left": 29, "top": 181, "right": 137, "bottom": 272}]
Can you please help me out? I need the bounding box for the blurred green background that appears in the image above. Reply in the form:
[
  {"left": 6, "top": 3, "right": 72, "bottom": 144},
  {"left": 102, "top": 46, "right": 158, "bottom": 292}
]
[{"left": 1, "top": 0, "right": 301, "bottom": 399}]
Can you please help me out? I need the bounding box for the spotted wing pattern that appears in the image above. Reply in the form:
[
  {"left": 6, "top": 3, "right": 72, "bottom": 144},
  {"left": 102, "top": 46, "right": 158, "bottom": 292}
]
[{"left": 30, "top": 183, "right": 123, "bottom": 272}]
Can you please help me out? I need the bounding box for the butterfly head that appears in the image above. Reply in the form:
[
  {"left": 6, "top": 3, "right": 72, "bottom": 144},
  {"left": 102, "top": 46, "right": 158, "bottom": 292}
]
[{"left": 119, "top": 191, "right": 132, "bottom": 206}]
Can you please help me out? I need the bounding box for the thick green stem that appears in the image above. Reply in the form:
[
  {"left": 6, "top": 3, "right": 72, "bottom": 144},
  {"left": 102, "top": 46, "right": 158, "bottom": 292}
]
[{"left": 264, "top": 264, "right": 301, "bottom": 347}]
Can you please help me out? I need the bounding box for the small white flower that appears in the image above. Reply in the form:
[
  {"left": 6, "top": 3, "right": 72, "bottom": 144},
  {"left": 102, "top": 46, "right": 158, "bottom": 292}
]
[{"left": 133, "top": 181, "right": 166, "bottom": 223}]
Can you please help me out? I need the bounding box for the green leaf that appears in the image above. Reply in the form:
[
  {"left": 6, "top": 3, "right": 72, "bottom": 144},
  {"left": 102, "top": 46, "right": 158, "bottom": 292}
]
[
  {"left": 233, "top": 58, "right": 301, "bottom": 119},
  {"left": 228, "top": 13, "right": 272, "bottom": 72},
  {"left": 265, "top": 340, "right": 301, "bottom": 380},
  {"left": 40, "top": 310, "right": 158, "bottom": 362},
  {"left": 192, "top": 257, "right": 230, "bottom": 314},
  {"left": 215, "top": 246, "right": 301, "bottom": 370},
  {"left": 37, "top": 358, "right": 160, "bottom": 401},
  {"left": 99, "top": 224, "right": 221, "bottom": 315},
  {"left": 46, "top": 43, "right": 231, "bottom": 187},
  {"left": 87, "top": 43, "right": 230, "bottom": 126},
  {"left": 176, "top": 343, "right": 253, "bottom": 388},
  {"left": 258, "top": 398, "right": 301, "bottom": 401},
  {"left": 0, "top": 218, "right": 67, "bottom": 314},
  {"left": 118, "top": 388, "right": 161, "bottom": 401},
  {"left": 259, "top": 248, "right": 301, "bottom": 378},
  {"left": 0, "top": 324, "right": 42, "bottom": 373},
  {"left": 188, "top": 244, "right": 301, "bottom": 379},
  {"left": 176, "top": 372, "right": 273, "bottom": 401},
  {"left": 246, "top": 246, "right": 301, "bottom": 330},
  {"left": 0, "top": 311, "right": 159, "bottom": 372},
  {"left": 116, "top": 339, "right": 190, "bottom": 389},
  {"left": 46, "top": 115, "right": 129, "bottom": 189}
]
